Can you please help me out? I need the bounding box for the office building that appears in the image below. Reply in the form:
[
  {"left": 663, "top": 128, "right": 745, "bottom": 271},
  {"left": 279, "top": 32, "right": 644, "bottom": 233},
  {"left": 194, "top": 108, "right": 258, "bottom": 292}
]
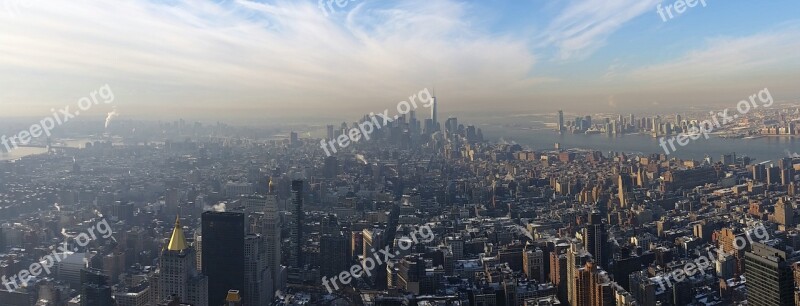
[
  {"left": 157, "top": 216, "right": 208, "bottom": 306},
  {"left": 263, "top": 179, "right": 282, "bottom": 285},
  {"left": 523, "top": 243, "right": 545, "bottom": 283},
  {"left": 202, "top": 211, "right": 245, "bottom": 306},
  {"left": 744, "top": 243, "right": 794, "bottom": 306},
  {"left": 320, "top": 232, "right": 350, "bottom": 278},
  {"left": 618, "top": 173, "right": 633, "bottom": 208},
  {"left": 290, "top": 180, "right": 304, "bottom": 268},
  {"left": 80, "top": 268, "right": 113, "bottom": 306},
  {"left": 114, "top": 283, "right": 151, "bottom": 306},
  {"left": 244, "top": 234, "right": 273, "bottom": 305},
  {"left": 584, "top": 212, "right": 608, "bottom": 268},
  {"left": 775, "top": 198, "right": 796, "bottom": 228}
]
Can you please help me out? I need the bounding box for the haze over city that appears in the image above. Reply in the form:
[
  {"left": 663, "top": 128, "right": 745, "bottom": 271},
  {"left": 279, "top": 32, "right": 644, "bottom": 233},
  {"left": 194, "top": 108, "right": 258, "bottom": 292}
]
[{"left": 1, "top": 0, "right": 800, "bottom": 122}]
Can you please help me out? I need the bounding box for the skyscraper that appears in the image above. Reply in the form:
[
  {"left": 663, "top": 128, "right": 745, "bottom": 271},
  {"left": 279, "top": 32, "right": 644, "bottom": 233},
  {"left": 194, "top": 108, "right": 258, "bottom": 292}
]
[
  {"left": 244, "top": 234, "right": 273, "bottom": 305},
  {"left": 745, "top": 242, "right": 794, "bottom": 306},
  {"left": 618, "top": 173, "right": 633, "bottom": 207},
  {"left": 583, "top": 212, "right": 608, "bottom": 268},
  {"left": 320, "top": 232, "right": 350, "bottom": 278},
  {"left": 445, "top": 117, "right": 458, "bottom": 136},
  {"left": 326, "top": 124, "right": 335, "bottom": 140},
  {"left": 523, "top": 243, "right": 545, "bottom": 282},
  {"left": 290, "top": 180, "right": 304, "bottom": 268},
  {"left": 289, "top": 131, "right": 299, "bottom": 147},
  {"left": 323, "top": 156, "right": 338, "bottom": 178},
  {"left": 263, "top": 179, "right": 282, "bottom": 286},
  {"left": 753, "top": 163, "right": 767, "bottom": 182},
  {"left": 775, "top": 197, "right": 796, "bottom": 228},
  {"left": 157, "top": 216, "right": 208, "bottom": 306},
  {"left": 431, "top": 95, "right": 438, "bottom": 130},
  {"left": 202, "top": 211, "right": 245, "bottom": 306},
  {"left": 567, "top": 244, "right": 592, "bottom": 306},
  {"left": 558, "top": 110, "right": 565, "bottom": 134}
]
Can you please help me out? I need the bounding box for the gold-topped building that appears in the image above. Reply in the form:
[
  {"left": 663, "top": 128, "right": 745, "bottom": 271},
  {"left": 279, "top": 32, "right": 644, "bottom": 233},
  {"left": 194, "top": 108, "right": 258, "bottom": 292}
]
[
  {"left": 155, "top": 215, "right": 208, "bottom": 306},
  {"left": 167, "top": 215, "right": 188, "bottom": 251}
]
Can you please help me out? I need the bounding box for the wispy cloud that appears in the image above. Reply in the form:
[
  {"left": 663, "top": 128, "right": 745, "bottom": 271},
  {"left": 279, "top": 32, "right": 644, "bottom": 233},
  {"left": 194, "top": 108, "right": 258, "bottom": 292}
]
[
  {"left": 542, "top": 0, "right": 659, "bottom": 61},
  {"left": 0, "top": 0, "right": 539, "bottom": 118},
  {"left": 629, "top": 26, "right": 800, "bottom": 84}
]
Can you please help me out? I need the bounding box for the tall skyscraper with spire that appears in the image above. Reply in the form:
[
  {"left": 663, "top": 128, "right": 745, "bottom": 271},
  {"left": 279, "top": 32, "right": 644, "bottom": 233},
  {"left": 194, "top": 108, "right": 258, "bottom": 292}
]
[
  {"left": 263, "top": 178, "right": 282, "bottom": 286},
  {"left": 157, "top": 216, "right": 208, "bottom": 306},
  {"left": 431, "top": 92, "right": 438, "bottom": 131}
]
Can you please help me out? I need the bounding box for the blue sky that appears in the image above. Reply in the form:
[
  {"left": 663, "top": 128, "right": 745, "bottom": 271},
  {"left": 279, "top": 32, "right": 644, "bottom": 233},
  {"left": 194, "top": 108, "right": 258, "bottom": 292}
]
[{"left": 0, "top": 0, "right": 798, "bottom": 121}]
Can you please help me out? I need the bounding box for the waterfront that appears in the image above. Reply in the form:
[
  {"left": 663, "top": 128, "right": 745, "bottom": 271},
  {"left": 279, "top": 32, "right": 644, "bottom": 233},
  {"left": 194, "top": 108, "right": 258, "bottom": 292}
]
[
  {"left": 0, "top": 139, "right": 91, "bottom": 161},
  {"left": 483, "top": 127, "right": 800, "bottom": 163}
]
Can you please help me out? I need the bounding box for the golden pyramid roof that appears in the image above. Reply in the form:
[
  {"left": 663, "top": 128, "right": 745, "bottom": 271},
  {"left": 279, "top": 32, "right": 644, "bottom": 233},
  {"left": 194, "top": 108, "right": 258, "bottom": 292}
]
[{"left": 167, "top": 215, "right": 188, "bottom": 251}]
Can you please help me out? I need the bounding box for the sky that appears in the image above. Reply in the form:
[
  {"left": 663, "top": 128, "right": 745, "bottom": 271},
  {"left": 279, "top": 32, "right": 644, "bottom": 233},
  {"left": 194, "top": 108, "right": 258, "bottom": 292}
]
[{"left": 0, "top": 0, "right": 799, "bottom": 122}]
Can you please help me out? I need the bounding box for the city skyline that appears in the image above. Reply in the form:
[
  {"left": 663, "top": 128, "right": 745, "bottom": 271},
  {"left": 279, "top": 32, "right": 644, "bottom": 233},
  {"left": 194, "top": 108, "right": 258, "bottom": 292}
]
[{"left": 3, "top": 2, "right": 800, "bottom": 305}]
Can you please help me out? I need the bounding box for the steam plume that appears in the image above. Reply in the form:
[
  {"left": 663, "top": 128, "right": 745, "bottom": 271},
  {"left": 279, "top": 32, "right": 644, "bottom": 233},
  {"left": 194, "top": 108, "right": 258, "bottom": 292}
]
[{"left": 105, "top": 109, "right": 119, "bottom": 128}]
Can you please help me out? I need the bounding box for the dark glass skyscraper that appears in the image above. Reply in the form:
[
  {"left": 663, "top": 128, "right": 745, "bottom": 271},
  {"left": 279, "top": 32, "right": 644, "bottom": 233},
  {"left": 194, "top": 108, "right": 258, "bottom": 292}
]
[
  {"left": 583, "top": 212, "right": 608, "bottom": 268},
  {"left": 80, "top": 268, "right": 113, "bottom": 306},
  {"left": 202, "top": 211, "right": 246, "bottom": 306}
]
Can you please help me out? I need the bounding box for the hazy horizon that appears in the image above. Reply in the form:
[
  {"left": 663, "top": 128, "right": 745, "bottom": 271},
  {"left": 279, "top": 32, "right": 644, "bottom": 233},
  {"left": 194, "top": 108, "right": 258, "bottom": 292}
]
[{"left": 1, "top": 0, "right": 799, "bottom": 121}]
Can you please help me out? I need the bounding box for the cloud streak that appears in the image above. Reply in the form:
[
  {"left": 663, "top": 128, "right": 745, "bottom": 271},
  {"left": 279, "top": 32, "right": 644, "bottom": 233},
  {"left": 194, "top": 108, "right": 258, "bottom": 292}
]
[
  {"left": 542, "top": 0, "right": 660, "bottom": 61},
  {"left": 0, "top": 0, "right": 539, "bottom": 118}
]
